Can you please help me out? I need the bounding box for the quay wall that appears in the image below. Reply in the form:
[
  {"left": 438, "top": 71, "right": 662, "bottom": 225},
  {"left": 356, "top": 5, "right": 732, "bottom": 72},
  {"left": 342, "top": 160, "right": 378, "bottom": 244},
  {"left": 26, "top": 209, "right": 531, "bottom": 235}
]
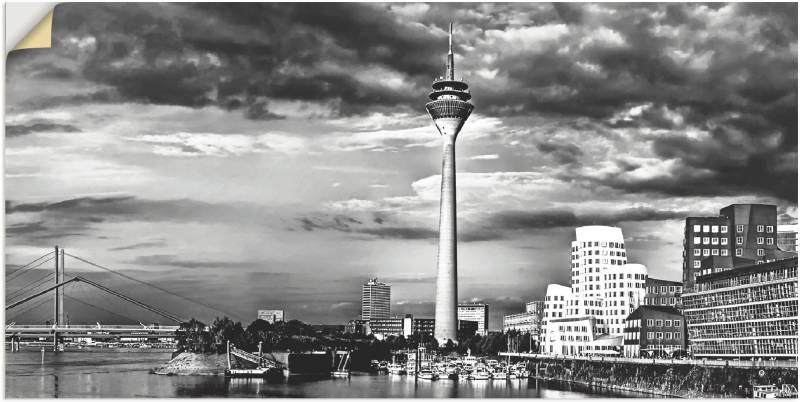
[{"left": 529, "top": 356, "right": 797, "bottom": 398}]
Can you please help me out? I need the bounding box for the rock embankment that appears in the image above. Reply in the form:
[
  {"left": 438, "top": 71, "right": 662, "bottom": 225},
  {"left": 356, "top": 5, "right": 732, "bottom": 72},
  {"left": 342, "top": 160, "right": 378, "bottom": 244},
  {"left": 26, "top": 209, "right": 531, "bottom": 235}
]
[{"left": 153, "top": 352, "right": 229, "bottom": 376}]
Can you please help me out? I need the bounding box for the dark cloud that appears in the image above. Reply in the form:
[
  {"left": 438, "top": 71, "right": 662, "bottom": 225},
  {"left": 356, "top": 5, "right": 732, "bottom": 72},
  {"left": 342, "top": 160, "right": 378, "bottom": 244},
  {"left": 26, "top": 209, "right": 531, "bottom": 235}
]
[
  {"left": 5, "top": 123, "right": 81, "bottom": 137},
  {"left": 108, "top": 240, "right": 166, "bottom": 251},
  {"left": 483, "top": 207, "right": 689, "bottom": 233},
  {"left": 535, "top": 141, "right": 583, "bottom": 165},
  {"left": 125, "top": 254, "right": 263, "bottom": 269}
]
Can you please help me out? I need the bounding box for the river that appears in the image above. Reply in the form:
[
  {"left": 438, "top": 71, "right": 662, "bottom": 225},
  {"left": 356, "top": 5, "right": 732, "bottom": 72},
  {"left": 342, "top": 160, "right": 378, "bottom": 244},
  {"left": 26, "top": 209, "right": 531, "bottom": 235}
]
[{"left": 5, "top": 351, "right": 648, "bottom": 398}]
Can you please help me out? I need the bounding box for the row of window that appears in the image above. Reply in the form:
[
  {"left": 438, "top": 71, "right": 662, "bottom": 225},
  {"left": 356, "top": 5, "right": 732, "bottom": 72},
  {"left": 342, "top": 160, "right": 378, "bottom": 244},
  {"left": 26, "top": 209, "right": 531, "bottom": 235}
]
[
  {"left": 692, "top": 224, "right": 728, "bottom": 233},
  {"left": 646, "top": 331, "right": 682, "bottom": 340},
  {"left": 689, "top": 319, "right": 797, "bottom": 339},
  {"left": 693, "top": 248, "right": 728, "bottom": 257},
  {"left": 643, "top": 297, "right": 678, "bottom": 305},
  {"left": 646, "top": 319, "right": 682, "bottom": 327},
  {"left": 574, "top": 241, "right": 625, "bottom": 250},
  {"left": 693, "top": 236, "right": 728, "bottom": 245},
  {"left": 694, "top": 224, "right": 776, "bottom": 234},
  {"left": 646, "top": 285, "right": 682, "bottom": 294}
]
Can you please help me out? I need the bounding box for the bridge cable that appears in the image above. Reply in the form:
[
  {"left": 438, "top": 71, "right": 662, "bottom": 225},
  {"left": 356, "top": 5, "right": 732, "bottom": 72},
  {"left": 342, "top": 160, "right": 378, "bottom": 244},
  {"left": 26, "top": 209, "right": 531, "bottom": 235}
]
[
  {"left": 70, "top": 281, "right": 154, "bottom": 324},
  {"left": 6, "top": 255, "right": 56, "bottom": 282},
  {"left": 6, "top": 294, "right": 52, "bottom": 323},
  {"left": 64, "top": 294, "right": 142, "bottom": 324},
  {"left": 5, "top": 251, "right": 54, "bottom": 278},
  {"left": 65, "top": 253, "right": 240, "bottom": 321},
  {"left": 7, "top": 272, "right": 55, "bottom": 301},
  {"left": 61, "top": 273, "right": 184, "bottom": 323}
]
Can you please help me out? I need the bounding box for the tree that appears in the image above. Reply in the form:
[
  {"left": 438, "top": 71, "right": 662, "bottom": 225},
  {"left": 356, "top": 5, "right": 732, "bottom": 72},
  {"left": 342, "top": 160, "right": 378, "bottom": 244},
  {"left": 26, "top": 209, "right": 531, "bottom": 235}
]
[{"left": 175, "top": 318, "right": 212, "bottom": 353}]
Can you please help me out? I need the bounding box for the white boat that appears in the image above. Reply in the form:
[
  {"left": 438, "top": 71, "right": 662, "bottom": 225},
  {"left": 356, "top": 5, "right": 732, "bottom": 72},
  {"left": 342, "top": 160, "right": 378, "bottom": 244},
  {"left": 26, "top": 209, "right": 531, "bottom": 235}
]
[
  {"left": 754, "top": 385, "right": 779, "bottom": 398},
  {"left": 469, "top": 368, "right": 491, "bottom": 380},
  {"left": 417, "top": 369, "right": 439, "bottom": 380},
  {"left": 492, "top": 369, "right": 508, "bottom": 380},
  {"left": 388, "top": 363, "right": 406, "bottom": 375},
  {"left": 331, "top": 370, "right": 350, "bottom": 378}
]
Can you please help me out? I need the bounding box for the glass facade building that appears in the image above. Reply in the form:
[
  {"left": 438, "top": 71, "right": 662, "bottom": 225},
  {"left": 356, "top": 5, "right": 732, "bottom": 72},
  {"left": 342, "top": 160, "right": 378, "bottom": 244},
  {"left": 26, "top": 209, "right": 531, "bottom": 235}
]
[{"left": 682, "top": 258, "right": 798, "bottom": 359}]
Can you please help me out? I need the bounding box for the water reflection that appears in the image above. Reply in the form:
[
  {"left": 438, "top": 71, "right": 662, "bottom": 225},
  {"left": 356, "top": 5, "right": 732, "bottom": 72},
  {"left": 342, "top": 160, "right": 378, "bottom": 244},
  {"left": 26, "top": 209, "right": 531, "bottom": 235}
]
[{"left": 7, "top": 351, "right": 645, "bottom": 398}]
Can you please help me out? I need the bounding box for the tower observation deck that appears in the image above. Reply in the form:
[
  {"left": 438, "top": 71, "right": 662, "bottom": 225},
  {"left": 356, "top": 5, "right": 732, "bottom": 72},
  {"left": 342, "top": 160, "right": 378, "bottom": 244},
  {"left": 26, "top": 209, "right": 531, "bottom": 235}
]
[{"left": 426, "top": 23, "right": 474, "bottom": 345}]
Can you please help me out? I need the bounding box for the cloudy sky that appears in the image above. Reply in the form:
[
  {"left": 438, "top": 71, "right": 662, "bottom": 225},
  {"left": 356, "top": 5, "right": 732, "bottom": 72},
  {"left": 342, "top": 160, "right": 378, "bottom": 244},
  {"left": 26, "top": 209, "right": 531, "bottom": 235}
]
[{"left": 5, "top": 3, "right": 797, "bottom": 329}]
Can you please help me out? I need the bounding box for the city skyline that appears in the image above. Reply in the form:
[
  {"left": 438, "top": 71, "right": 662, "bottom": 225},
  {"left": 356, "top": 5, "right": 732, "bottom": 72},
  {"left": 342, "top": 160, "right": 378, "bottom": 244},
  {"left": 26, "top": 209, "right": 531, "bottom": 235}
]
[{"left": 5, "top": 3, "right": 798, "bottom": 329}]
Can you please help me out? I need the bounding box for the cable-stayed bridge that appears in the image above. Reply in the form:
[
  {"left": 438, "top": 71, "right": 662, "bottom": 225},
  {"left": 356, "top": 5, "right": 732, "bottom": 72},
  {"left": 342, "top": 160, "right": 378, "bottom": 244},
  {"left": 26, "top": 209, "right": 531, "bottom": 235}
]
[{"left": 5, "top": 246, "right": 237, "bottom": 350}]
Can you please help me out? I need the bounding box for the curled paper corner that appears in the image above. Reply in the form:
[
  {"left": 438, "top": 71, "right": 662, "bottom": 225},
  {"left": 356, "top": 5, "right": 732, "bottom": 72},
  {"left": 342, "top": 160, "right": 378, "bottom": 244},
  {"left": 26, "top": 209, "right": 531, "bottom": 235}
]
[{"left": 13, "top": 9, "right": 54, "bottom": 51}]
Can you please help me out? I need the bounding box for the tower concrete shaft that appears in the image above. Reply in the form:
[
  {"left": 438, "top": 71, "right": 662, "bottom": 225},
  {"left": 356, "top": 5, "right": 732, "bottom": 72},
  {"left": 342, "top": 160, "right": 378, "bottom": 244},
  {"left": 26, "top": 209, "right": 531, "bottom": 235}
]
[{"left": 425, "top": 23, "right": 474, "bottom": 344}]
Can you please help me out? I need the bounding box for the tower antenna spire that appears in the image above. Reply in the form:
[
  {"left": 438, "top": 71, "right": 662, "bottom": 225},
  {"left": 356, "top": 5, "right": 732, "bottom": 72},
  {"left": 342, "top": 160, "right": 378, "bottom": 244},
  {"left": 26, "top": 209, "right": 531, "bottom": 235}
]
[{"left": 446, "top": 22, "right": 455, "bottom": 80}]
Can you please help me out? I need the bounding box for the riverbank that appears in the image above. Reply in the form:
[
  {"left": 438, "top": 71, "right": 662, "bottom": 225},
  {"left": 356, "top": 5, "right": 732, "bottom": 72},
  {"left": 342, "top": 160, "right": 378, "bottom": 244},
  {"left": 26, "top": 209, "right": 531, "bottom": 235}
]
[
  {"left": 153, "top": 352, "right": 229, "bottom": 376},
  {"left": 529, "top": 356, "right": 798, "bottom": 398}
]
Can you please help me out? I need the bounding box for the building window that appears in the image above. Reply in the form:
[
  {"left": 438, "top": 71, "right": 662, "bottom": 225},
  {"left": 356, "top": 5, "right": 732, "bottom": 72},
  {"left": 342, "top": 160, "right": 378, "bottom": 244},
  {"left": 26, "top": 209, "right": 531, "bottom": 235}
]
[
  {"left": 665, "top": 332, "right": 672, "bottom": 340},
  {"left": 675, "top": 332, "right": 681, "bottom": 339},
  {"left": 647, "top": 332, "right": 653, "bottom": 340},
  {"left": 692, "top": 224, "right": 700, "bottom": 232},
  {"left": 757, "top": 249, "right": 764, "bottom": 256},
  {"left": 647, "top": 319, "right": 653, "bottom": 326},
  {"left": 702, "top": 237, "right": 710, "bottom": 244},
  {"left": 736, "top": 248, "right": 743, "bottom": 256},
  {"left": 757, "top": 237, "right": 764, "bottom": 245},
  {"left": 693, "top": 249, "right": 701, "bottom": 256},
  {"left": 693, "top": 260, "right": 701, "bottom": 268},
  {"left": 766, "top": 225, "right": 774, "bottom": 233},
  {"left": 712, "top": 249, "right": 719, "bottom": 256},
  {"left": 656, "top": 332, "right": 663, "bottom": 339},
  {"left": 664, "top": 320, "right": 671, "bottom": 327},
  {"left": 721, "top": 249, "right": 729, "bottom": 256},
  {"left": 736, "top": 237, "right": 743, "bottom": 245},
  {"left": 757, "top": 225, "right": 764, "bottom": 232},
  {"left": 693, "top": 237, "right": 701, "bottom": 245},
  {"left": 711, "top": 237, "right": 719, "bottom": 245},
  {"left": 737, "top": 225, "right": 744, "bottom": 233},
  {"left": 721, "top": 238, "right": 728, "bottom": 245},
  {"left": 721, "top": 226, "right": 728, "bottom": 233},
  {"left": 702, "top": 225, "right": 710, "bottom": 232},
  {"left": 703, "top": 249, "right": 710, "bottom": 256},
  {"left": 673, "top": 320, "right": 680, "bottom": 327},
  {"left": 767, "top": 238, "right": 774, "bottom": 245},
  {"left": 711, "top": 225, "right": 718, "bottom": 233},
  {"left": 655, "top": 320, "right": 662, "bottom": 327}
]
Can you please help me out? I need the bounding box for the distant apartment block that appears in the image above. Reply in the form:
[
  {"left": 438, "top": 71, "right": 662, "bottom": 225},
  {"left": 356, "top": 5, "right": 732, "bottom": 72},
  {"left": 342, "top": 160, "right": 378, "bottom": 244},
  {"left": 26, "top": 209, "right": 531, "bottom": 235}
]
[
  {"left": 503, "top": 311, "right": 540, "bottom": 334},
  {"left": 257, "top": 309, "right": 285, "bottom": 324},
  {"left": 682, "top": 258, "right": 798, "bottom": 359},
  {"left": 683, "top": 204, "right": 796, "bottom": 289},
  {"left": 361, "top": 277, "right": 390, "bottom": 321},
  {"left": 457, "top": 303, "right": 489, "bottom": 336}
]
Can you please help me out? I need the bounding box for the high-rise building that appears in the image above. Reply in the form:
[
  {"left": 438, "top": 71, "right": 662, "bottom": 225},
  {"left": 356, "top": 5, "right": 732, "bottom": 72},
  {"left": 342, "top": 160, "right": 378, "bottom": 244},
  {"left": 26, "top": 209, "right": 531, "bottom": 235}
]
[
  {"left": 257, "top": 309, "right": 285, "bottom": 324},
  {"left": 682, "top": 258, "right": 797, "bottom": 359},
  {"left": 683, "top": 204, "right": 790, "bottom": 289},
  {"left": 361, "top": 278, "right": 390, "bottom": 321},
  {"left": 457, "top": 303, "right": 489, "bottom": 336},
  {"left": 569, "top": 226, "right": 647, "bottom": 335},
  {"left": 777, "top": 224, "right": 798, "bottom": 252},
  {"left": 427, "top": 23, "right": 475, "bottom": 345},
  {"left": 526, "top": 300, "right": 545, "bottom": 315}
]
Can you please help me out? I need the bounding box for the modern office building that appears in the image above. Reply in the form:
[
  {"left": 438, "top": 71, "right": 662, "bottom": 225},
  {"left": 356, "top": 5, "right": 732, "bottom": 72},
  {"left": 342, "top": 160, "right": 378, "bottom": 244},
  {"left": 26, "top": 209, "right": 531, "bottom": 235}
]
[
  {"left": 526, "top": 300, "right": 545, "bottom": 316},
  {"left": 643, "top": 278, "right": 683, "bottom": 308},
  {"left": 682, "top": 258, "right": 798, "bottom": 359},
  {"left": 777, "top": 224, "right": 798, "bottom": 252},
  {"left": 623, "top": 305, "right": 687, "bottom": 358},
  {"left": 257, "top": 309, "right": 285, "bottom": 324},
  {"left": 361, "top": 278, "right": 390, "bottom": 321},
  {"left": 503, "top": 311, "right": 540, "bottom": 333},
  {"left": 457, "top": 303, "right": 489, "bottom": 336},
  {"left": 427, "top": 23, "right": 475, "bottom": 345},
  {"left": 682, "top": 204, "right": 792, "bottom": 289},
  {"left": 345, "top": 319, "right": 366, "bottom": 335},
  {"left": 367, "top": 316, "right": 404, "bottom": 339}
]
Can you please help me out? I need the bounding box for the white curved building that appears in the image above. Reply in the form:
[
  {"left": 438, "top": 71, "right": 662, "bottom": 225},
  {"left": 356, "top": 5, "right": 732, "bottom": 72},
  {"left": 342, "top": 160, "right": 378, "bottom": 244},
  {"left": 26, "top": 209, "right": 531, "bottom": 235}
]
[{"left": 542, "top": 226, "right": 650, "bottom": 355}]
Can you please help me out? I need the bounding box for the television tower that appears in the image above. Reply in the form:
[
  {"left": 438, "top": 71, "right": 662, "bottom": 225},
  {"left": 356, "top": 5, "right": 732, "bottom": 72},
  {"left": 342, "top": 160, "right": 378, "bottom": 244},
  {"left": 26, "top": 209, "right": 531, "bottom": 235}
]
[{"left": 425, "top": 22, "right": 474, "bottom": 345}]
